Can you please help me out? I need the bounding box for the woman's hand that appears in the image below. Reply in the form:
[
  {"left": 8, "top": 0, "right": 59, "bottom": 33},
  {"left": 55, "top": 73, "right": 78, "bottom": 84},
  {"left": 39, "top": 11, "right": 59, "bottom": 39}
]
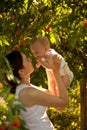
[{"left": 52, "top": 55, "right": 62, "bottom": 73}]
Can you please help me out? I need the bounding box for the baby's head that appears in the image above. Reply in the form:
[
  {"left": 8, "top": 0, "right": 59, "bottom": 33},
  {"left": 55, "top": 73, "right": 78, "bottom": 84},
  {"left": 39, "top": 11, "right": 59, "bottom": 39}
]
[{"left": 30, "top": 36, "right": 50, "bottom": 58}]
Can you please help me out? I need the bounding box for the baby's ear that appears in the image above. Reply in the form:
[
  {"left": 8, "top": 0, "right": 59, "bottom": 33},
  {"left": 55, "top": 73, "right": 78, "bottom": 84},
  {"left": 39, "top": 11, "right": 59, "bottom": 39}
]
[
  {"left": 45, "top": 48, "right": 47, "bottom": 50},
  {"left": 45, "top": 47, "right": 48, "bottom": 51}
]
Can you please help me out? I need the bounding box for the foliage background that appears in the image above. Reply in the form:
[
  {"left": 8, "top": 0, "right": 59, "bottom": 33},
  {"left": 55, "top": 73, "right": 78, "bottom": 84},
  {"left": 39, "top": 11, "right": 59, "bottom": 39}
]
[{"left": 0, "top": 0, "right": 87, "bottom": 129}]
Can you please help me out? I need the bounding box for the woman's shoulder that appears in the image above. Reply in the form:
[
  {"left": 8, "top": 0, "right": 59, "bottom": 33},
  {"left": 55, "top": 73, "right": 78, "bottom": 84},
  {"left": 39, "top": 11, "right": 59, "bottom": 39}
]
[
  {"left": 16, "top": 84, "right": 29, "bottom": 91},
  {"left": 15, "top": 84, "right": 30, "bottom": 96}
]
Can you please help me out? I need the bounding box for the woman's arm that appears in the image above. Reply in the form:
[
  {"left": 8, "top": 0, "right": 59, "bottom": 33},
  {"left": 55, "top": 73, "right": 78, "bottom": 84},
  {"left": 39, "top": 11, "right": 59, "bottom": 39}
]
[
  {"left": 46, "top": 55, "right": 62, "bottom": 96},
  {"left": 51, "top": 57, "right": 68, "bottom": 109},
  {"left": 46, "top": 70, "right": 59, "bottom": 96},
  {"left": 46, "top": 55, "right": 69, "bottom": 110},
  {"left": 19, "top": 74, "right": 68, "bottom": 109}
]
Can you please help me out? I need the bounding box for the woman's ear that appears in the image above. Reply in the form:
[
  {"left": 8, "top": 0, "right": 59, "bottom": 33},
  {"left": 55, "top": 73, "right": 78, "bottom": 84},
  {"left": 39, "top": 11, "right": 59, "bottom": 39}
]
[{"left": 18, "top": 69, "right": 24, "bottom": 77}]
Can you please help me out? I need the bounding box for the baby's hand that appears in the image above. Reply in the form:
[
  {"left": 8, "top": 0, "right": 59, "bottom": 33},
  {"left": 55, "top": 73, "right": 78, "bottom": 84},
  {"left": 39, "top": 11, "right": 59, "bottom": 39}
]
[
  {"left": 36, "top": 57, "right": 52, "bottom": 69},
  {"left": 36, "top": 62, "right": 41, "bottom": 68}
]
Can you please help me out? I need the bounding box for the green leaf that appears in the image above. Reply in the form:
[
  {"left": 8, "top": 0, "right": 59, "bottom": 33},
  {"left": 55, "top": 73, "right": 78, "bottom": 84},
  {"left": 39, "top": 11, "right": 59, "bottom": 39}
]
[
  {"left": 3, "top": 39, "right": 9, "bottom": 45},
  {"left": 0, "top": 40, "right": 2, "bottom": 46}
]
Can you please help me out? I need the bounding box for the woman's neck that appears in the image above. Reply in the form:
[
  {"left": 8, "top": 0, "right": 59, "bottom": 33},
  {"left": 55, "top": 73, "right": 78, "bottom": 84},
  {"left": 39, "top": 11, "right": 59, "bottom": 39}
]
[{"left": 20, "top": 77, "right": 30, "bottom": 85}]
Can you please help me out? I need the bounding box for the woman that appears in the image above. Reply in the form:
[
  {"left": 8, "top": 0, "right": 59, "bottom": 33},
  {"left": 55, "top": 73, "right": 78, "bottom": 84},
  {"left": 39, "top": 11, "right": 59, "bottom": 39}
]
[{"left": 6, "top": 51, "right": 68, "bottom": 130}]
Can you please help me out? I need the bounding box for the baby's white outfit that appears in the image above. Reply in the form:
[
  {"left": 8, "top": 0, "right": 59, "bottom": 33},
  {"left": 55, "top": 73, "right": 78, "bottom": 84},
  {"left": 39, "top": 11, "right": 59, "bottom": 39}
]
[
  {"left": 15, "top": 84, "right": 54, "bottom": 130},
  {"left": 45, "top": 49, "right": 74, "bottom": 83}
]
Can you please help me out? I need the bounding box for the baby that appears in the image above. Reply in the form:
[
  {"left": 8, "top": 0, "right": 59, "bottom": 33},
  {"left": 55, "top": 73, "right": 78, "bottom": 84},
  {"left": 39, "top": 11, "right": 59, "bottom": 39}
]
[{"left": 30, "top": 36, "right": 74, "bottom": 87}]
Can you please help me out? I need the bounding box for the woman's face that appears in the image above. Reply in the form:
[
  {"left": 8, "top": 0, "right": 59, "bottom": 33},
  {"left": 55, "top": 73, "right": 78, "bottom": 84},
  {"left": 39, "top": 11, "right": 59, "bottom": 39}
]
[{"left": 21, "top": 53, "right": 34, "bottom": 76}]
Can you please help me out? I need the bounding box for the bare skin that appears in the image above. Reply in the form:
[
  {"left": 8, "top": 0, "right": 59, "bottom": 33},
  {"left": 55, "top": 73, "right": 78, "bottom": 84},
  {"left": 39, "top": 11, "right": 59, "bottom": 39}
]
[{"left": 18, "top": 54, "right": 68, "bottom": 109}]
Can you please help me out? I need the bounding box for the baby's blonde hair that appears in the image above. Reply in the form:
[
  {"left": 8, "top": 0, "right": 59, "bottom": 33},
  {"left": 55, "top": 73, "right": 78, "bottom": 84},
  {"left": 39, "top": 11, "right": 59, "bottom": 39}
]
[{"left": 30, "top": 36, "right": 50, "bottom": 48}]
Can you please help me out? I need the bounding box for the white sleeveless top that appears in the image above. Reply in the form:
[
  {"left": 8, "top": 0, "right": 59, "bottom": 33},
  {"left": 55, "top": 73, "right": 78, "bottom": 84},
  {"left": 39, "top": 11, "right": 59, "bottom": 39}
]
[{"left": 15, "top": 84, "right": 54, "bottom": 130}]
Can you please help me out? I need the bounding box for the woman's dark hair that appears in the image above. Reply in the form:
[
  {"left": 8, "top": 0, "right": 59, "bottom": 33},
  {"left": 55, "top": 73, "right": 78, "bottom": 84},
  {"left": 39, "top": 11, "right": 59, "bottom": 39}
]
[{"left": 6, "top": 51, "right": 24, "bottom": 94}]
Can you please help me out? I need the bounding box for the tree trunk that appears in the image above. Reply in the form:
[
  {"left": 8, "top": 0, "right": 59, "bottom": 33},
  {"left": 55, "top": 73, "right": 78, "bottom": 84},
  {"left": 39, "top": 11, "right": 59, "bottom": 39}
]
[{"left": 80, "top": 78, "right": 87, "bottom": 130}]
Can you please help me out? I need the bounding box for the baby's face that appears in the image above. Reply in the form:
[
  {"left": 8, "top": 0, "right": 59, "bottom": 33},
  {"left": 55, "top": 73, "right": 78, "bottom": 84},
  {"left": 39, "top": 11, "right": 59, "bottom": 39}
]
[{"left": 30, "top": 42, "right": 46, "bottom": 58}]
